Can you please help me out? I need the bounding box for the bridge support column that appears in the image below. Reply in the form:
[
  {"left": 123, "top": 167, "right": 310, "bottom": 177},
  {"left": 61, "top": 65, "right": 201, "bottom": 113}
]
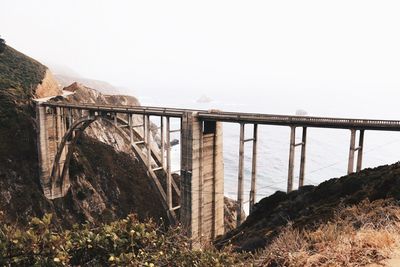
[
  {"left": 160, "top": 116, "right": 165, "bottom": 168},
  {"left": 237, "top": 123, "right": 245, "bottom": 226},
  {"left": 299, "top": 127, "right": 307, "bottom": 188},
  {"left": 181, "top": 112, "right": 224, "bottom": 247},
  {"left": 287, "top": 126, "right": 296, "bottom": 192},
  {"left": 128, "top": 114, "right": 134, "bottom": 145},
  {"left": 356, "top": 130, "right": 365, "bottom": 172},
  {"left": 36, "top": 104, "right": 70, "bottom": 199},
  {"left": 287, "top": 126, "right": 307, "bottom": 192},
  {"left": 348, "top": 129, "right": 365, "bottom": 174},
  {"left": 249, "top": 124, "right": 258, "bottom": 214},
  {"left": 166, "top": 117, "right": 173, "bottom": 211},
  {"left": 347, "top": 129, "right": 356, "bottom": 174}
]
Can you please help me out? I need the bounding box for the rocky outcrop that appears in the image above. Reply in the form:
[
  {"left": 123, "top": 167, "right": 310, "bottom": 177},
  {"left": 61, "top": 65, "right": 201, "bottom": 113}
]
[
  {"left": 224, "top": 197, "right": 246, "bottom": 233},
  {"left": 34, "top": 70, "right": 62, "bottom": 98},
  {"left": 54, "top": 74, "right": 123, "bottom": 95}
]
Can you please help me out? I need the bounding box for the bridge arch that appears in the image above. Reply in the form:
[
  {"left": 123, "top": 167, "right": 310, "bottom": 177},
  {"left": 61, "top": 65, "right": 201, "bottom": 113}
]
[
  {"left": 49, "top": 115, "right": 99, "bottom": 196},
  {"left": 49, "top": 113, "right": 180, "bottom": 224}
]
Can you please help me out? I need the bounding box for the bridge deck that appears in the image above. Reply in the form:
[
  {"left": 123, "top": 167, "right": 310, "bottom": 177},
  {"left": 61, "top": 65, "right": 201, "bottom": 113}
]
[{"left": 42, "top": 102, "right": 400, "bottom": 131}]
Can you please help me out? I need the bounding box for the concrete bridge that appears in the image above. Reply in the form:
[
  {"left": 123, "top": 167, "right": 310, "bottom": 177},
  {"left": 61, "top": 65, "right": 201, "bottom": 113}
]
[{"left": 36, "top": 101, "right": 400, "bottom": 245}]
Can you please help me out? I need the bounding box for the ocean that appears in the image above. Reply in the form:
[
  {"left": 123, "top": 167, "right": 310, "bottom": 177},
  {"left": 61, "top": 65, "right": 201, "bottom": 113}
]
[{"left": 135, "top": 89, "right": 400, "bottom": 213}]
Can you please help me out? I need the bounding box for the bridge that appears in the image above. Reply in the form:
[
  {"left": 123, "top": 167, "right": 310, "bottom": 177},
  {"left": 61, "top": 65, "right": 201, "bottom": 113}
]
[{"left": 35, "top": 100, "right": 400, "bottom": 246}]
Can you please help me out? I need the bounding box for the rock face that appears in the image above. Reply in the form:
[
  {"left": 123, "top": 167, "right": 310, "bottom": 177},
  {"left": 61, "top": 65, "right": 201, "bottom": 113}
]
[
  {"left": 35, "top": 70, "right": 62, "bottom": 98},
  {"left": 54, "top": 73, "right": 124, "bottom": 95},
  {"left": 224, "top": 197, "right": 246, "bottom": 233},
  {"left": 196, "top": 94, "right": 212, "bottom": 103}
]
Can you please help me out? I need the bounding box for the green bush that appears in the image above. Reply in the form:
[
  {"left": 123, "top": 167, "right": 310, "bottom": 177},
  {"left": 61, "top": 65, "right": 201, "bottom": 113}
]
[{"left": 0, "top": 212, "right": 250, "bottom": 266}]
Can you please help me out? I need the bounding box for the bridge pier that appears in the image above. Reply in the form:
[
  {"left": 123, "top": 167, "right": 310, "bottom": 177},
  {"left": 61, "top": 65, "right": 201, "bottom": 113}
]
[
  {"left": 180, "top": 112, "right": 224, "bottom": 247},
  {"left": 356, "top": 129, "right": 365, "bottom": 172},
  {"left": 37, "top": 105, "right": 70, "bottom": 199},
  {"left": 237, "top": 123, "right": 245, "bottom": 226},
  {"left": 287, "top": 126, "right": 307, "bottom": 192},
  {"left": 236, "top": 123, "right": 259, "bottom": 224},
  {"left": 165, "top": 117, "right": 173, "bottom": 212},
  {"left": 287, "top": 126, "right": 296, "bottom": 192},
  {"left": 348, "top": 129, "right": 364, "bottom": 174},
  {"left": 299, "top": 127, "right": 307, "bottom": 188},
  {"left": 249, "top": 124, "right": 258, "bottom": 214}
]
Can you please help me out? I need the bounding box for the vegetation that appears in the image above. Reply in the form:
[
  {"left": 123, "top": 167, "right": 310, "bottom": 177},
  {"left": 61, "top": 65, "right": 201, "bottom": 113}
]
[
  {"left": 0, "top": 44, "right": 46, "bottom": 163},
  {"left": 218, "top": 163, "right": 400, "bottom": 252},
  {"left": 2, "top": 199, "right": 399, "bottom": 266},
  {"left": 0, "top": 45, "right": 46, "bottom": 93},
  {"left": 0, "top": 212, "right": 250, "bottom": 266},
  {"left": 0, "top": 44, "right": 51, "bottom": 225},
  {"left": 258, "top": 199, "right": 400, "bottom": 266}
]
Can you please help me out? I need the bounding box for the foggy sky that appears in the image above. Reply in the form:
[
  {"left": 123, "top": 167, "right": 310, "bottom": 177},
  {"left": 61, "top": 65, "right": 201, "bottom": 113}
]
[{"left": 2, "top": 0, "right": 400, "bottom": 115}]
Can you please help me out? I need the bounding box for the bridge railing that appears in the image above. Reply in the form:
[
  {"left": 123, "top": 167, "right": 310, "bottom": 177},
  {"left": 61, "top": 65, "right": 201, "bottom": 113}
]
[
  {"left": 197, "top": 111, "right": 400, "bottom": 130},
  {"left": 43, "top": 102, "right": 400, "bottom": 130}
]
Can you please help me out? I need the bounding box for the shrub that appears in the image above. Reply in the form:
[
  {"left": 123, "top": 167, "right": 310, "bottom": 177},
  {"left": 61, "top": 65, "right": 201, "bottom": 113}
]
[{"left": 0, "top": 212, "right": 250, "bottom": 266}]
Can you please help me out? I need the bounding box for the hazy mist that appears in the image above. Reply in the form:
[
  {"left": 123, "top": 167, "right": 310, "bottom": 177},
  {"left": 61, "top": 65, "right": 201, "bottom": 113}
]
[{"left": 2, "top": 0, "right": 400, "bottom": 117}]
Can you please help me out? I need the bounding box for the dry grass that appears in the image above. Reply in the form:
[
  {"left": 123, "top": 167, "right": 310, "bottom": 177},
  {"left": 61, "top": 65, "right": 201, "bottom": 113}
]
[{"left": 257, "top": 199, "right": 400, "bottom": 267}]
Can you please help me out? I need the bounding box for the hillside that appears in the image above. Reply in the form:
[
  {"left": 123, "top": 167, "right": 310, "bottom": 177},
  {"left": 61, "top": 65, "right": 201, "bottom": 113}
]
[
  {"left": 0, "top": 45, "right": 167, "bottom": 225},
  {"left": 54, "top": 73, "right": 124, "bottom": 95},
  {"left": 0, "top": 46, "right": 47, "bottom": 94},
  {"left": 0, "top": 45, "right": 60, "bottom": 223},
  {"left": 217, "top": 163, "right": 400, "bottom": 253}
]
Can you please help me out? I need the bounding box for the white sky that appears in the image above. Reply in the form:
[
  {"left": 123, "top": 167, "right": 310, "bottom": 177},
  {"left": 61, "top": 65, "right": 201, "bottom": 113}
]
[{"left": 2, "top": 0, "right": 400, "bottom": 115}]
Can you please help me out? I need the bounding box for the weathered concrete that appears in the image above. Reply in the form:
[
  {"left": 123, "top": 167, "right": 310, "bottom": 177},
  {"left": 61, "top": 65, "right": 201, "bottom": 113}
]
[
  {"left": 348, "top": 129, "right": 357, "bottom": 174},
  {"left": 249, "top": 124, "right": 258, "bottom": 214},
  {"left": 237, "top": 123, "right": 245, "bottom": 226},
  {"left": 299, "top": 127, "right": 307, "bottom": 187},
  {"left": 356, "top": 130, "right": 365, "bottom": 172},
  {"left": 287, "top": 126, "right": 296, "bottom": 192},
  {"left": 180, "top": 112, "right": 224, "bottom": 246},
  {"left": 36, "top": 105, "right": 70, "bottom": 199}
]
